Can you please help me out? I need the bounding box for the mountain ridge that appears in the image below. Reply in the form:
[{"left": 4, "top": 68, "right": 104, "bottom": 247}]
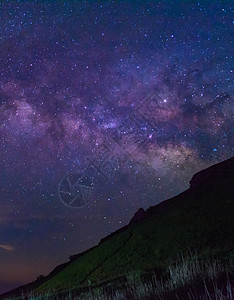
[{"left": 1, "top": 156, "right": 233, "bottom": 299}]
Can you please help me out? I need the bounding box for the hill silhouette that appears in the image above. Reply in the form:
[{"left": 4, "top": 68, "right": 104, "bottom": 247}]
[{"left": 1, "top": 156, "right": 234, "bottom": 299}]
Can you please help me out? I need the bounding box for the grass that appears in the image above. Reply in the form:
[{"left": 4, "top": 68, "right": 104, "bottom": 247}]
[{"left": 8, "top": 253, "right": 234, "bottom": 300}]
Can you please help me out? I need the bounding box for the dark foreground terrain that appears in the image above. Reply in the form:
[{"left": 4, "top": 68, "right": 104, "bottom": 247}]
[{"left": 1, "top": 157, "right": 234, "bottom": 299}]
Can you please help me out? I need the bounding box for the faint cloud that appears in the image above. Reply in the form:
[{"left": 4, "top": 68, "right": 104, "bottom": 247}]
[{"left": 0, "top": 244, "right": 14, "bottom": 251}]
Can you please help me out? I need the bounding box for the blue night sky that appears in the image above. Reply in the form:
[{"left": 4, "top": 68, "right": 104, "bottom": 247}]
[{"left": 0, "top": 0, "right": 233, "bottom": 293}]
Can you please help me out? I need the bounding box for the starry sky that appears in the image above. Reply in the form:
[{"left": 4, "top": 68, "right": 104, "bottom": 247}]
[{"left": 0, "top": 0, "right": 233, "bottom": 294}]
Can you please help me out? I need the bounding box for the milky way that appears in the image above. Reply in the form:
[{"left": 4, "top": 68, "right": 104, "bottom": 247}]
[{"left": 0, "top": 1, "right": 233, "bottom": 293}]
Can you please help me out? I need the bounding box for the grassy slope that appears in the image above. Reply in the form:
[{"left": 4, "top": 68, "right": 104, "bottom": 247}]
[{"left": 34, "top": 159, "right": 234, "bottom": 296}]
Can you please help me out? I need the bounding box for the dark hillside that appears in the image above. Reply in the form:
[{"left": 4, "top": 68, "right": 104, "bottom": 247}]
[{"left": 1, "top": 157, "right": 233, "bottom": 299}]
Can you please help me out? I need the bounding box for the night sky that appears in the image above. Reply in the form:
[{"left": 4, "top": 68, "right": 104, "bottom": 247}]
[{"left": 0, "top": 0, "right": 233, "bottom": 293}]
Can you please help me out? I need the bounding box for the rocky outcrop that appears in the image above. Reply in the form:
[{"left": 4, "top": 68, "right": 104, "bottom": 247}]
[
  {"left": 129, "top": 208, "right": 146, "bottom": 225},
  {"left": 189, "top": 156, "right": 234, "bottom": 189}
]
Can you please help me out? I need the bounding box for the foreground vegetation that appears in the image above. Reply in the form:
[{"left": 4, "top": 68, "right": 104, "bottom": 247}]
[{"left": 16, "top": 253, "right": 234, "bottom": 299}]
